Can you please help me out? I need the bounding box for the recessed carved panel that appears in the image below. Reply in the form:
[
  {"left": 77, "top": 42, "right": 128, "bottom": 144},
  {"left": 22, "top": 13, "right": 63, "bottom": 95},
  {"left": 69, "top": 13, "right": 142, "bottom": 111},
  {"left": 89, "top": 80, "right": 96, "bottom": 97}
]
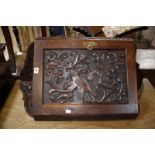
[{"left": 43, "top": 49, "right": 128, "bottom": 104}]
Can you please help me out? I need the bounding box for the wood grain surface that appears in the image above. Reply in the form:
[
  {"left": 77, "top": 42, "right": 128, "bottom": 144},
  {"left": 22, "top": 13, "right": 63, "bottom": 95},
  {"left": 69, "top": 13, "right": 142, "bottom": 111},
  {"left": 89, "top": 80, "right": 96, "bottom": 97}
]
[
  {"left": 31, "top": 39, "right": 138, "bottom": 119},
  {"left": 0, "top": 79, "right": 155, "bottom": 129}
]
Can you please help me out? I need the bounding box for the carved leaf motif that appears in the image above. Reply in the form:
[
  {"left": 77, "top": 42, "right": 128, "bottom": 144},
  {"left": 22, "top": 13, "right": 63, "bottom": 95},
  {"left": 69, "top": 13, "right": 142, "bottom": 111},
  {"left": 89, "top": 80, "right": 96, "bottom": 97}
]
[{"left": 43, "top": 49, "right": 128, "bottom": 104}]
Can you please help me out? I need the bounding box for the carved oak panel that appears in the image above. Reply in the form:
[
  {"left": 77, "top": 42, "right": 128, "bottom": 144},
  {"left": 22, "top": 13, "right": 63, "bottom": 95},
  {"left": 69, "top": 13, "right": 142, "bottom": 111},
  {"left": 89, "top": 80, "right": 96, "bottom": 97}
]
[
  {"left": 43, "top": 49, "right": 128, "bottom": 104},
  {"left": 29, "top": 38, "right": 138, "bottom": 120}
]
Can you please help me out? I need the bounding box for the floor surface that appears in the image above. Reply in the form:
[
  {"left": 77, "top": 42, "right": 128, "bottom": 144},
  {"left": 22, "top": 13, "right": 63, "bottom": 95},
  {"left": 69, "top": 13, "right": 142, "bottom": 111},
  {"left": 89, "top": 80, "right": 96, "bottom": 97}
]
[{"left": 0, "top": 79, "right": 155, "bottom": 129}]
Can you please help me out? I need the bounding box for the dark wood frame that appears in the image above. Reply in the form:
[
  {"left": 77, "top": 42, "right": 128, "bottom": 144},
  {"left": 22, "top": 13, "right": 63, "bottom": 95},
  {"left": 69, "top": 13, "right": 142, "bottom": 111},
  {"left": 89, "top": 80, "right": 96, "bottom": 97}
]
[{"left": 32, "top": 38, "right": 138, "bottom": 120}]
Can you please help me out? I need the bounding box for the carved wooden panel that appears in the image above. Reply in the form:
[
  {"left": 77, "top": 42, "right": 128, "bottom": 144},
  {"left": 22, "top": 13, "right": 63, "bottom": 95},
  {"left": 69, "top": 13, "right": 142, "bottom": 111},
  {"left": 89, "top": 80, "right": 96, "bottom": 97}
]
[
  {"left": 43, "top": 49, "right": 128, "bottom": 104},
  {"left": 31, "top": 38, "right": 138, "bottom": 120}
]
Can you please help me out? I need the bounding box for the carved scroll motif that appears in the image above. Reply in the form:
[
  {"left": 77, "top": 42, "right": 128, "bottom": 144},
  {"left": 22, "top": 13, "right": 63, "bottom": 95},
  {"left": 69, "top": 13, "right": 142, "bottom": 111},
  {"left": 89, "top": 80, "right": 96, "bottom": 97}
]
[
  {"left": 43, "top": 49, "right": 128, "bottom": 104},
  {"left": 21, "top": 82, "right": 33, "bottom": 116}
]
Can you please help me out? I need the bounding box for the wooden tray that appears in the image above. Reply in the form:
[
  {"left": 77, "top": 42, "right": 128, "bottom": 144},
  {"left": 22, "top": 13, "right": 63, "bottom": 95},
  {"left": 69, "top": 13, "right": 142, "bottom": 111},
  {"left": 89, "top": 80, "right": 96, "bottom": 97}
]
[{"left": 23, "top": 38, "right": 139, "bottom": 120}]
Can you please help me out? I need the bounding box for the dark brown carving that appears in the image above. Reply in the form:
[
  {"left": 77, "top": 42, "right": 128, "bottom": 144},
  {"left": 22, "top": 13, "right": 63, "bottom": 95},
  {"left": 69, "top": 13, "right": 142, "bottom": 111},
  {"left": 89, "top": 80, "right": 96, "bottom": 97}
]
[
  {"left": 44, "top": 49, "right": 128, "bottom": 104},
  {"left": 20, "top": 43, "right": 34, "bottom": 116},
  {"left": 20, "top": 38, "right": 138, "bottom": 120},
  {"left": 21, "top": 81, "right": 33, "bottom": 116}
]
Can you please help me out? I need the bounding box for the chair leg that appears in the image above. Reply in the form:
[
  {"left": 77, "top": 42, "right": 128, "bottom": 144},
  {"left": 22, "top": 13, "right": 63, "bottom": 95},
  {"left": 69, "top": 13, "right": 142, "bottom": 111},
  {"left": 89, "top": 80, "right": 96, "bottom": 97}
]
[
  {"left": 41, "top": 26, "right": 47, "bottom": 37},
  {"left": 1, "top": 26, "right": 17, "bottom": 74}
]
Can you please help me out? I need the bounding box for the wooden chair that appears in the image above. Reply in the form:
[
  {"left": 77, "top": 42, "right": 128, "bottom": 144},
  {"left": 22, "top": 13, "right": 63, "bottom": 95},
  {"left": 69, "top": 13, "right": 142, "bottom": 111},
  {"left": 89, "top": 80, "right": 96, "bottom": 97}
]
[
  {"left": 0, "top": 43, "right": 16, "bottom": 107},
  {"left": 1, "top": 26, "right": 17, "bottom": 75}
]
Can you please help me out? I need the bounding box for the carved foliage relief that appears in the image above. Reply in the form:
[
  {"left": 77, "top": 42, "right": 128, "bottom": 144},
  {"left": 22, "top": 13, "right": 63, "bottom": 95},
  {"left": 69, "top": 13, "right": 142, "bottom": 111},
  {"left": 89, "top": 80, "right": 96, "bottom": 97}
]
[{"left": 43, "top": 49, "right": 128, "bottom": 104}]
